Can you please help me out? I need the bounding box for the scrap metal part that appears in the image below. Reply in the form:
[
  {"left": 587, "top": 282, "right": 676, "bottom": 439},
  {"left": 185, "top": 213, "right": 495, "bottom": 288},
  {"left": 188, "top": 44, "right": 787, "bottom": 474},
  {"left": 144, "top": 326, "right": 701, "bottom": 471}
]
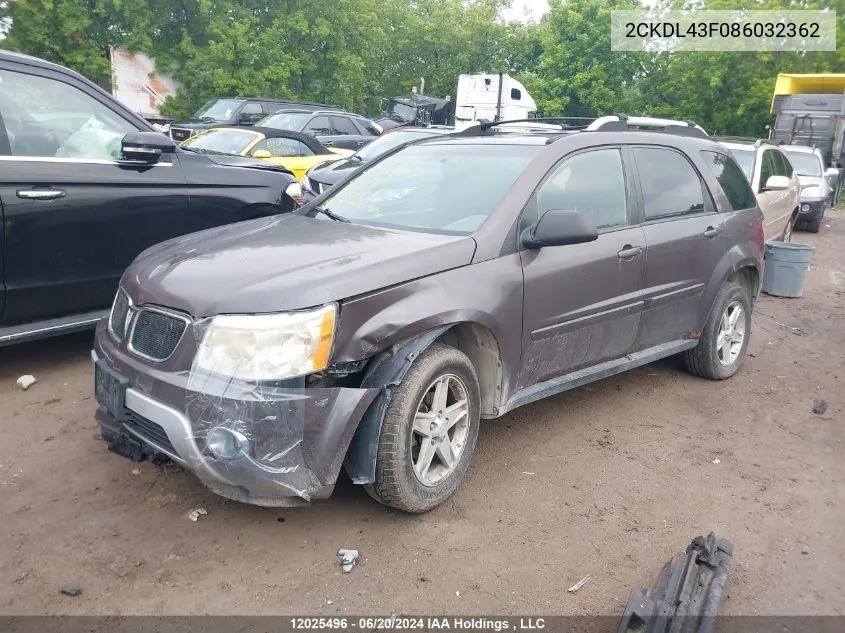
[{"left": 618, "top": 533, "right": 733, "bottom": 633}]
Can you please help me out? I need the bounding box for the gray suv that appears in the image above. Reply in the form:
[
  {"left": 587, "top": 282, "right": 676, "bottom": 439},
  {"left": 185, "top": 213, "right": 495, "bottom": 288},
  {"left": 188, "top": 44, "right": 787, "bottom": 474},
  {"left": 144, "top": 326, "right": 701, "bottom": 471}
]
[{"left": 92, "top": 117, "right": 765, "bottom": 513}]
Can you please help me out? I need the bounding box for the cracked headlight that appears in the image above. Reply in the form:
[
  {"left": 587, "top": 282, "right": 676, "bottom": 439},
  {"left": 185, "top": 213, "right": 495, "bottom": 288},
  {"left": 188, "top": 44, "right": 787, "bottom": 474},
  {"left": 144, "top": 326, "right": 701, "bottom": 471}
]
[{"left": 195, "top": 305, "right": 336, "bottom": 381}]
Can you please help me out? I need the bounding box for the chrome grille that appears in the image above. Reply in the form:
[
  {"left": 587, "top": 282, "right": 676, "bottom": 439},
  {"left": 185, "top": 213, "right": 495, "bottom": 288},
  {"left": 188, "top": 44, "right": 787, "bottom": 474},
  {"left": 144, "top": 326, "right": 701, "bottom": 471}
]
[
  {"left": 128, "top": 309, "right": 189, "bottom": 362},
  {"left": 108, "top": 289, "right": 131, "bottom": 342}
]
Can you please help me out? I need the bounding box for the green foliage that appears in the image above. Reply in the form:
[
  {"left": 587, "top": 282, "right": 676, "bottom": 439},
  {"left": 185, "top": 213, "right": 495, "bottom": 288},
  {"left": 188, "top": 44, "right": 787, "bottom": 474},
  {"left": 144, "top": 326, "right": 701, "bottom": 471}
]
[{"left": 1, "top": 0, "right": 843, "bottom": 134}]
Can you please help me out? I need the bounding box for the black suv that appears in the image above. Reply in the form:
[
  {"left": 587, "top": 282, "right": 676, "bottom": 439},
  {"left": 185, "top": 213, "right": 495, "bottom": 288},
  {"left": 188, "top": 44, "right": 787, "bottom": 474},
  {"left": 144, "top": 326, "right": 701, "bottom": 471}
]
[
  {"left": 257, "top": 109, "right": 381, "bottom": 150},
  {"left": 0, "top": 51, "right": 299, "bottom": 346},
  {"left": 168, "top": 98, "right": 341, "bottom": 142}
]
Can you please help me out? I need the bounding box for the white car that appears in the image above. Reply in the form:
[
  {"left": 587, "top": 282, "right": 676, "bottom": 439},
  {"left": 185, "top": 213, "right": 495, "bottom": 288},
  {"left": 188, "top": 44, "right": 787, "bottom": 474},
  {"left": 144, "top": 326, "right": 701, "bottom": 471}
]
[
  {"left": 721, "top": 140, "right": 801, "bottom": 241},
  {"left": 780, "top": 145, "right": 836, "bottom": 233}
]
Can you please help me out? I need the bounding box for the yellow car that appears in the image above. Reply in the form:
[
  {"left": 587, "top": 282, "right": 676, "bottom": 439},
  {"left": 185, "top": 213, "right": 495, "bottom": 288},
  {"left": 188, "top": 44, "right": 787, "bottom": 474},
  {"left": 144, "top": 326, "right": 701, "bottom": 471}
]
[{"left": 180, "top": 126, "right": 352, "bottom": 181}]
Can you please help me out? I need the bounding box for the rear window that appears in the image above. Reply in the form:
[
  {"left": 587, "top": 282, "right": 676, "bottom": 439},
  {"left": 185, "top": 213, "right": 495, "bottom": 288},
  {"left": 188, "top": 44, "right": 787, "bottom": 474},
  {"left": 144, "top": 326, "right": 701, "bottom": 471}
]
[
  {"left": 701, "top": 151, "right": 757, "bottom": 211},
  {"left": 318, "top": 143, "right": 539, "bottom": 234}
]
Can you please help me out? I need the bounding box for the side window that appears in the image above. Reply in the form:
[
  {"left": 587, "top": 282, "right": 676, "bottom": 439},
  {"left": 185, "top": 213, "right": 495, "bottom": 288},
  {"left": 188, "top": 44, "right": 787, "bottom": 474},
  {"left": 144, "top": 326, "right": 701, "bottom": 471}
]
[
  {"left": 633, "top": 147, "right": 706, "bottom": 220},
  {"left": 238, "top": 102, "right": 263, "bottom": 124},
  {"left": 775, "top": 150, "right": 793, "bottom": 177},
  {"left": 700, "top": 151, "right": 757, "bottom": 211},
  {"left": 353, "top": 118, "right": 379, "bottom": 136},
  {"left": 252, "top": 137, "right": 314, "bottom": 157},
  {"left": 305, "top": 116, "right": 335, "bottom": 136},
  {"left": 331, "top": 116, "right": 359, "bottom": 136},
  {"left": 759, "top": 150, "right": 776, "bottom": 191},
  {"left": 535, "top": 148, "right": 628, "bottom": 231},
  {"left": 0, "top": 68, "right": 137, "bottom": 160}
]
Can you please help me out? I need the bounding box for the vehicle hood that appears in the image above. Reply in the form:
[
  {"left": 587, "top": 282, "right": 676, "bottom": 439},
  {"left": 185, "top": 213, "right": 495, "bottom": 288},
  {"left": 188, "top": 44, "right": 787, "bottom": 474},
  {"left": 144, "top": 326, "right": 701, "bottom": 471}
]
[
  {"left": 373, "top": 117, "right": 410, "bottom": 131},
  {"left": 123, "top": 214, "right": 477, "bottom": 316},
  {"left": 307, "top": 156, "right": 363, "bottom": 185},
  {"left": 798, "top": 175, "right": 827, "bottom": 198}
]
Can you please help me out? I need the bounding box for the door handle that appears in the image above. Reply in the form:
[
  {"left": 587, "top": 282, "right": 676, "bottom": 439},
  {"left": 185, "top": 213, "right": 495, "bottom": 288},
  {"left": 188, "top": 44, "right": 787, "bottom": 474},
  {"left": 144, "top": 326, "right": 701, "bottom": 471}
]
[
  {"left": 17, "top": 188, "right": 67, "bottom": 200},
  {"left": 324, "top": 141, "right": 334, "bottom": 147},
  {"left": 703, "top": 226, "right": 720, "bottom": 238},
  {"left": 617, "top": 245, "right": 643, "bottom": 259},
  {"left": 356, "top": 141, "right": 365, "bottom": 147}
]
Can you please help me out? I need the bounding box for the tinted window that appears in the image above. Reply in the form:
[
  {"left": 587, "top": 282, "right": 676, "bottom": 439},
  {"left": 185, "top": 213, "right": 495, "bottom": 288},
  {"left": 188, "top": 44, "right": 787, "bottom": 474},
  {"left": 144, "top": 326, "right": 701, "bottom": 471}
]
[
  {"left": 0, "top": 69, "right": 137, "bottom": 160},
  {"left": 193, "top": 98, "right": 243, "bottom": 122},
  {"left": 320, "top": 143, "right": 539, "bottom": 234},
  {"left": 306, "top": 116, "right": 335, "bottom": 136},
  {"left": 181, "top": 129, "right": 257, "bottom": 155},
  {"left": 242, "top": 102, "right": 262, "bottom": 115},
  {"left": 729, "top": 148, "right": 755, "bottom": 181},
  {"left": 361, "top": 121, "right": 381, "bottom": 136},
  {"left": 332, "top": 116, "right": 359, "bottom": 135},
  {"left": 259, "top": 111, "right": 311, "bottom": 131},
  {"left": 782, "top": 150, "right": 822, "bottom": 176},
  {"left": 777, "top": 151, "right": 793, "bottom": 177},
  {"left": 634, "top": 147, "right": 705, "bottom": 219},
  {"left": 252, "top": 137, "right": 314, "bottom": 157},
  {"left": 537, "top": 148, "right": 627, "bottom": 231},
  {"left": 759, "top": 150, "right": 777, "bottom": 191},
  {"left": 701, "top": 151, "right": 757, "bottom": 211}
]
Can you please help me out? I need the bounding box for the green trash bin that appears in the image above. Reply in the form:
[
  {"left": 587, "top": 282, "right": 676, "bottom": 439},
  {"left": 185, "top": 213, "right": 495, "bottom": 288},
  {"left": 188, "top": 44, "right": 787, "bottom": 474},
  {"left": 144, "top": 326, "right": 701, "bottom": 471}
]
[{"left": 761, "top": 241, "right": 815, "bottom": 298}]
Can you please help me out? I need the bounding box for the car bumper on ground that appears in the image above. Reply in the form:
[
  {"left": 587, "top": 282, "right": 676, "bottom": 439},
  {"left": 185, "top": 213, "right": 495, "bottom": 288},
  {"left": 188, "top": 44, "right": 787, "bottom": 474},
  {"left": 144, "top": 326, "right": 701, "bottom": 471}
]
[
  {"left": 798, "top": 197, "right": 826, "bottom": 221},
  {"left": 92, "top": 322, "right": 378, "bottom": 507}
]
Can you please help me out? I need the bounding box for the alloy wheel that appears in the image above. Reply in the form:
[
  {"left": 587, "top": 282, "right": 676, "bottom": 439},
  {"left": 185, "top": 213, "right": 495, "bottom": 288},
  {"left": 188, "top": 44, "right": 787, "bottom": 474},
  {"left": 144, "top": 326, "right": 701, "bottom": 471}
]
[
  {"left": 716, "top": 301, "right": 746, "bottom": 366},
  {"left": 410, "top": 374, "right": 471, "bottom": 487}
]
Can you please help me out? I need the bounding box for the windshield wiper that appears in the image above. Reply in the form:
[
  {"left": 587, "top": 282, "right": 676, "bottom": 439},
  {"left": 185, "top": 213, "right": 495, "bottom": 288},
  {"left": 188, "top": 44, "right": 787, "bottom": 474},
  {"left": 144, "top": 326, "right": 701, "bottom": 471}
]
[{"left": 312, "top": 206, "right": 350, "bottom": 223}]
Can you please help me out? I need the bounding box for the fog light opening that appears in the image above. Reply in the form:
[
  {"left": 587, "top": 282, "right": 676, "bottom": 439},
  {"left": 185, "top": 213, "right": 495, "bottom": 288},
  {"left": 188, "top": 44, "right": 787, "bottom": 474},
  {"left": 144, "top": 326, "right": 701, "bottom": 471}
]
[
  {"left": 801, "top": 203, "right": 811, "bottom": 213},
  {"left": 206, "top": 426, "right": 250, "bottom": 460}
]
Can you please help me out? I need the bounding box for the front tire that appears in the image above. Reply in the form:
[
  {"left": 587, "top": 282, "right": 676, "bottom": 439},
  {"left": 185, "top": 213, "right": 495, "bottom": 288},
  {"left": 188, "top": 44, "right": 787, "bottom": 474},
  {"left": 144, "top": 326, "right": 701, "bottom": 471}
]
[
  {"left": 781, "top": 212, "right": 796, "bottom": 242},
  {"left": 683, "top": 282, "right": 752, "bottom": 380},
  {"left": 366, "top": 343, "right": 481, "bottom": 513}
]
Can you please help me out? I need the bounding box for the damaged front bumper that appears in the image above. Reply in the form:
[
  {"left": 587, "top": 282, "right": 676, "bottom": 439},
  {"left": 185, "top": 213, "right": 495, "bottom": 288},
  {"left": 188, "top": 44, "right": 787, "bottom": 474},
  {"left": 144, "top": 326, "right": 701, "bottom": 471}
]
[{"left": 92, "top": 322, "right": 378, "bottom": 507}]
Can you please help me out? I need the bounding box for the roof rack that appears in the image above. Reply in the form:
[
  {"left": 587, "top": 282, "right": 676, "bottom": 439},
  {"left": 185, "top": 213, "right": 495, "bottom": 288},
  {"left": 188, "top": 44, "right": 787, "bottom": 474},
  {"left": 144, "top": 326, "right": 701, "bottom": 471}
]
[
  {"left": 586, "top": 115, "right": 708, "bottom": 138},
  {"left": 455, "top": 115, "right": 709, "bottom": 139}
]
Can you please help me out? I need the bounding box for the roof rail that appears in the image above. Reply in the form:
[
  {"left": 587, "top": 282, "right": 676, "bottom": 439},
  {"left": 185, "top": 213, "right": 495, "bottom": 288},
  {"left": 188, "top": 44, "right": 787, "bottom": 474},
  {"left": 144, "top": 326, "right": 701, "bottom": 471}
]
[
  {"left": 453, "top": 117, "right": 595, "bottom": 135},
  {"left": 586, "top": 115, "right": 709, "bottom": 138},
  {"left": 712, "top": 136, "right": 781, "bottom": 147}
]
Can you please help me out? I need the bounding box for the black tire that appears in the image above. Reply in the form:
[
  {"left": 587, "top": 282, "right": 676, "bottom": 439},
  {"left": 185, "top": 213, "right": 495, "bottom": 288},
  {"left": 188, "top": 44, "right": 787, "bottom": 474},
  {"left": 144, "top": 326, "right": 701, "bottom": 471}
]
[
  {"left": 683, "top": 281, "right": 752, "bottom": 380},
  {"left": 781, "top": 212, "right": 797, "bottom": 242},
  {"left": 365, "top": 343, "right": 480, "bottom": 513}
]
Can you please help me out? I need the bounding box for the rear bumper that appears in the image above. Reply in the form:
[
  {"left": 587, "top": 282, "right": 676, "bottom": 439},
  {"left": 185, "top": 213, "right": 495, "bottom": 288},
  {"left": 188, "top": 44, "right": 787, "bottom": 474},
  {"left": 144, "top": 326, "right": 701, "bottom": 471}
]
[{"left": 92, "top": 322, "right": 378, "bottom": 506}]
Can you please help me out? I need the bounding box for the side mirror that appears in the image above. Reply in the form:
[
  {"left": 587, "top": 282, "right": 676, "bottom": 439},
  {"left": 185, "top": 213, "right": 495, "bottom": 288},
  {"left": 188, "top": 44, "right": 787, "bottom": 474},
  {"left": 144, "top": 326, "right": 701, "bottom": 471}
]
[
  {"left": 824, "top": 167, "right": 840, "bottom": 177},
  {"left": 521, "top": 209, "right": 598, "bottom": 249},
  {"left": 252, "top": 150, "right": 272, "bottom": 159},
  {"left": 763, "top": 175, "right": 790, "bottom": 191},
  {"left": 121, "top": 132, "right": 176, "bottom": 163}
]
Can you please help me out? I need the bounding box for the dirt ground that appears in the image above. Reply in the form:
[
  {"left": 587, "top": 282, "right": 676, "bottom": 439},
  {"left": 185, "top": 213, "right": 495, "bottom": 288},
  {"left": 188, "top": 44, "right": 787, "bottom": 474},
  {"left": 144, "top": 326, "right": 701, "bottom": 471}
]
[{"left": 0, "top": 211, "right": 843, "bottom": 618}]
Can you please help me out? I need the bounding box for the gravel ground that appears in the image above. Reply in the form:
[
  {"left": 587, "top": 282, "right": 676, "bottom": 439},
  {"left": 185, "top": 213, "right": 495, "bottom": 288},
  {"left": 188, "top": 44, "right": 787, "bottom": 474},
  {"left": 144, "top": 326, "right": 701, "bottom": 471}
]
[{"left": 0, "top": 210, "right": 842, "bottom": 617}]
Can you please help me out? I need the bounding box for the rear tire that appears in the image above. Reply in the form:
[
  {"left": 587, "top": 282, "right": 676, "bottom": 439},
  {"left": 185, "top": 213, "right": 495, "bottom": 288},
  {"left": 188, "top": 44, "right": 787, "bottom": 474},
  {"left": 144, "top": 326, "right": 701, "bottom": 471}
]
[
  {"left": 365, "top": 343, "right": 480, "bottom": 513},
  {"left": 781, "top": 212, "right": 797, "bottom": 242},
  {"left": 684, "top": 281, "right": 752, "bottom": 380}
]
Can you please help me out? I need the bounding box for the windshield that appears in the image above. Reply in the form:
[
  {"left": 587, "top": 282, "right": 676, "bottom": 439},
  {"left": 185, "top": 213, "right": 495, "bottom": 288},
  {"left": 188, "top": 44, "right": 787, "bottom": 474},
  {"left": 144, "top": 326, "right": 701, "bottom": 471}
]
[
  {"left": 181, "top": 129, "right": 257, "bottom": 155},
  {"left": 387, "top": 100, "right": 417, "bottom": 122},
  {"left": 317, "top": 143, "right": 539, "bottom": 234},
  {"left": 783, "top": 151, "right": 822, "bottom": 176},
  {"left": 728, "top": 148, "right": 756, "bottom": 181},
  {"left": 258, "top": 111, "right": 311, "bottom": 131},
  {"left": 354, "top": 129, "right": 443, "bottom": 162},
  {"left": 192, "top": 99, "right": 244, "bottom": 122}
]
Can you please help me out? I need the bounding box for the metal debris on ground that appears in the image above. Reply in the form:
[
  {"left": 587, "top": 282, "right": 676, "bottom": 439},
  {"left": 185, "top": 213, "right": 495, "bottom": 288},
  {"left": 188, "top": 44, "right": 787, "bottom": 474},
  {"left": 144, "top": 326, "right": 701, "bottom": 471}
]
[
  {"left": 60, "top": 584, "right": 82, "bottom": 597},
  {"left": 16, "top": 375, "right": 37, "bottom": 391},
  {"left": 567, "top": 574, "right": 591, "bottom": 593},
  {"left": 618, "top": 533, "right": 732, "bottom": 633},
  {"left": 812, "top": 399, "right": 827, "bottom": 415},
  {"left": 187, "top": 508, "right": 208, "bottom": 522},
  {"left": 338, "top": 548, "right": 360, "bottom": 573}
]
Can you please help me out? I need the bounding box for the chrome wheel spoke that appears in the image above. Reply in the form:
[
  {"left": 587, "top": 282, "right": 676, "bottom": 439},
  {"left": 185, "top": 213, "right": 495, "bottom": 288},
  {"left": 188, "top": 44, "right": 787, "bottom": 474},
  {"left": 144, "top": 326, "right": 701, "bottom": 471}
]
[
  {"left": 431, "top": 377, "right": 449, "bottom": 413},
  {"left": 436, "top": 438, "right": 456, "bottom": 469},
  {"left": 413, "top": 411, "right": 435, "bottom": 437},
  {"left": 415, "top": 439, "right": 437, "bottom": 480},
  {"left": 716, "top": 301, "right": 746, "bottom": 366},
  {"left": 444, "top": 399, "right": 468, "bottom": 430}
]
